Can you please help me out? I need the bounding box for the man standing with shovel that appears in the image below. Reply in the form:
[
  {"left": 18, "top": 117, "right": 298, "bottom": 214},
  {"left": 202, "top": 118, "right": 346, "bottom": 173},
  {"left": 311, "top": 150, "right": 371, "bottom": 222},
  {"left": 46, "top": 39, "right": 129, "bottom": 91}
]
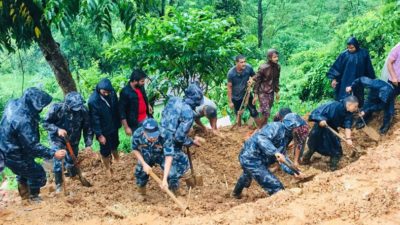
[
  {"left": 227, "top": 55, "right": 258, "bottom": 127},
  {"left": 44, "top": 92, "right": 94, "bottom": 193}
]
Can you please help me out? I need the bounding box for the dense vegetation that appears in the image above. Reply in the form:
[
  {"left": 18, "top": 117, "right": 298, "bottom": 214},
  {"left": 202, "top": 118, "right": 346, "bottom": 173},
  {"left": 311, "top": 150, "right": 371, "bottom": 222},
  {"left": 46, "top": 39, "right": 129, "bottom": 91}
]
[{"left": 0, "top": 0, "right": 399, "bottom": 185}]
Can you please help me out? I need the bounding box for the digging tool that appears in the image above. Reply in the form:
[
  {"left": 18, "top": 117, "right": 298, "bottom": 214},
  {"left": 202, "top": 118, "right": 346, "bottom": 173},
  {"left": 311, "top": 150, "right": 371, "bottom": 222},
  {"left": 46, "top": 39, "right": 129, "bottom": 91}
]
[
  {"left": 230, "top": 85, "right": 252, "bottom": 130},
  {"left": 358, "top": 114, "right": 380, "bottom": 141},
  {"left": 186, "top": 146, "right": 203, "bottom": 187},
  {"left": 279, "top": 157, "right": 316, "bottom": 183},
  {"left": 64, "top": 135, "right": 92, "bottom": 187},
  {"left": 325, "top": 125, "right": 362, "bottom": 157},
  {"left": 148, "top": 170, "right": 189, "bottom": 214},
  {"left": 61, "top": 159, "right": 67, "bottom": 196}
]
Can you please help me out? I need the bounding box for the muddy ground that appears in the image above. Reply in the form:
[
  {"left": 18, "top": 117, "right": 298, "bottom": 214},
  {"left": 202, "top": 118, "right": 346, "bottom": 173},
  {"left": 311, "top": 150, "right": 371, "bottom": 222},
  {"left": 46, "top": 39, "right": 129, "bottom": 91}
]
[{"left": 1, "top": 106, "right": 400, "bottom": 225}]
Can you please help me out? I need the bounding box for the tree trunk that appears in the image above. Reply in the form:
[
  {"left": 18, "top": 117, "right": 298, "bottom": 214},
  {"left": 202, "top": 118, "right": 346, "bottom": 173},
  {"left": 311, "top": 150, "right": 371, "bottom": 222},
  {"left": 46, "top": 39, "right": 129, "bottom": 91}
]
[
  {"left": 24, "top": 0, "right": 77, "bottom": 95},
  {"left": 161, "top": 0, "right": 166, "bottom": 16},
  {"left": 37, "top": 29, "right": 77, "bottom": 95},
  {"left": 257, "top": 0, "right": 263, "bottom": 49}
]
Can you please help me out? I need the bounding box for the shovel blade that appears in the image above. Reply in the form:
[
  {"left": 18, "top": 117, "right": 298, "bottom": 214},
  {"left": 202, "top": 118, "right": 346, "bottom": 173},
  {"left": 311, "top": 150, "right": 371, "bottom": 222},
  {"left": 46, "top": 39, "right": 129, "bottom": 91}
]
[{"left": 362, "top": 126, "right": 380, "bottom": 142}]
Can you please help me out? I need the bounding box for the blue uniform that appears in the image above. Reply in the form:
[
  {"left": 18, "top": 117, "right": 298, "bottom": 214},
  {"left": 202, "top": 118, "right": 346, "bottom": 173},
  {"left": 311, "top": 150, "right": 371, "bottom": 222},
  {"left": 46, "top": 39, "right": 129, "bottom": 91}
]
[
  {"left": 307, "top": 101, "right": 353, "bottom": 157},
  {"left": 159, "top": 84, "right": 203, "bottom": 191},
  {"left": 351, "top": 77, "right": 395, "bottom": 129},
  {"left": 0, "top": 88, "right": 54, "bottom": 193},
  {"left": 132, "top": 127, "right": 189, "bottom": 189},
  {"left": 233, "top": 114, "right": 305, "bottom": 196},
  {"left": 43, "top": 92, "right": 93, "bottom": 178}
]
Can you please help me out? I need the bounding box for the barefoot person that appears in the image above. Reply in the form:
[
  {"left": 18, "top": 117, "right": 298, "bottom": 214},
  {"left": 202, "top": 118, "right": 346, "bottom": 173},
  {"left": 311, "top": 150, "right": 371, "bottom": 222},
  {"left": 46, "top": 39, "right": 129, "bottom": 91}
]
[
  {"left": 227, "top": 55, "right": 258, "bottom": 127},
  {"left": 252, "top": 49, "right": 281, "bottom": 127}
]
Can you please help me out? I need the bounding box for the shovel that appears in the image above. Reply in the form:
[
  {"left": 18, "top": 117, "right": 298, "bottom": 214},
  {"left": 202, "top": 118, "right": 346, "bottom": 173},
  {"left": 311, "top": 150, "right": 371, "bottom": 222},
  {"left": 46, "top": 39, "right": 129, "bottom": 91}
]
[
  {"left": 64, "top": 135, "right": 92, "bottom": 187},
  {"left": 148, "top": 170, "right": 189, "bottom": 215},
  {"left": 325, "top": 125, "right": 362, "bottom": 157},
  {"left": 61, "top": 159, "right": 68, "bottom": 196},
  {"left": 186, "top": 146, "right": 203, "bottom": 187},
  {"left": 280, "top": 157, "right": 316, "bottom": 183},
  {"left": 230, "top": 85, "right": 252, "bottom": 130},
  {"left": 358, "top": 114, "right": 380, "bottom": 141}
]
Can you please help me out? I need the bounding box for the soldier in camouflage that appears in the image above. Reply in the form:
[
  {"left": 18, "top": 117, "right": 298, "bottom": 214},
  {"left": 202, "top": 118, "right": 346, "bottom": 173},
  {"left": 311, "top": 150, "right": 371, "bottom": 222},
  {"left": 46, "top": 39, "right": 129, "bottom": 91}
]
[
  {"left": 131, "top": 118, "right": 190, "bottom": 200},
  {"left": 159, "top": 84, "right": 204, "bottom": 194},
  {"left": 0, "top": 88, "right": 66, "bottom": 202},
  {"left": 231, "top": 113, "right": 306, "bottom": 198},
  {"left": 43, "top": 92, "right": 93, "bottom": 193}
]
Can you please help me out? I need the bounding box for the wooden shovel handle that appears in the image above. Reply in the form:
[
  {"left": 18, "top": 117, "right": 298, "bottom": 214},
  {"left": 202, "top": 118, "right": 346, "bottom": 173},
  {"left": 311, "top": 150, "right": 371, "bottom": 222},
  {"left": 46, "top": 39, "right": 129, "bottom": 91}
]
[
  {"left": 148, "top": 171, "right": 188, "bottom": 212},
  {"left": 325, "top": 125, "right": 347, "bottom": 142}
]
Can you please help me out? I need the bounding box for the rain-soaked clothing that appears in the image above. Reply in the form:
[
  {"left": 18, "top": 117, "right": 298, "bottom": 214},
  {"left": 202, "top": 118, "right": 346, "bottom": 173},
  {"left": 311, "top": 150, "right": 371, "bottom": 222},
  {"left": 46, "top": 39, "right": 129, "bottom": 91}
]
[
  {"left": 327, "top": 37, "right": 375, "bottom": 105},
  {"left": 0, "top": 88, "right": 54, "bottom": 192},
  {"left": 159, "top": 84, "right": 203, "bottom": 191},
  {"left": 233, "top": 113, "right": 305, "bottom": 196},
  {"left": 307, "top": 101, "right": 353, "bottom": 157},
  {"left": 88, "top": 78, "right": 121, "bottom": 157},
  {"left": 351, "top": 77, "right": 395, "bottom": 127},
  {"left": 43, "top": 92, "right": 93, "bottom": 178}
]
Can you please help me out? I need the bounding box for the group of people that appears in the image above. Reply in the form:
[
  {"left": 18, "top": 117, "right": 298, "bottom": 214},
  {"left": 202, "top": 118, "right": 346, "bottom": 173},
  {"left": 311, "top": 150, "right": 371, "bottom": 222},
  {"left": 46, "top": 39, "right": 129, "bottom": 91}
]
[{"left": 0, "top": 37, "right": 399, "bottom": 204}]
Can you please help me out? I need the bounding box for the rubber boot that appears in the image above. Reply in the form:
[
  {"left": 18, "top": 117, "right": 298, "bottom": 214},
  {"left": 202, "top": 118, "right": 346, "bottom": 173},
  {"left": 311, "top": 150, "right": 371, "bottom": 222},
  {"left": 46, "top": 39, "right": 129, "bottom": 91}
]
[
  {"left": 301, "top": 148, "right": 315, "bottom": 165},
  {"left": 231, "top": 182, "right": 244, "bottom": 199},
  {"left": 18, "top": 181, "right": 30, "bottom": 200},
  {"left": 111, "top": 150, "right": 120, "bottom": 162},
  {"left": 379, "top": 117, "right": 392, "bottom": 135},
  {"left": 329, "top": 156, "right": 341, "bottom": 171},
  {"left": 29, "top": 188, "right": 42, "bottom": 203},
  {"left": 54, "top": 171, "right": 63, "bottom": 194},
  {"left": 101, "top": 156, "right": 113, "bottom": 177}
]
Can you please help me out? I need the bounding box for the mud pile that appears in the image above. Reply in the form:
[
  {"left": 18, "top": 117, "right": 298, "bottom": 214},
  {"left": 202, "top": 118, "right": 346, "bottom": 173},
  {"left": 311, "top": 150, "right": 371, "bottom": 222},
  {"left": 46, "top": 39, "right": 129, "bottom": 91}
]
[{"left": 1, "top": 106, "right": 400, "bottom": 225}]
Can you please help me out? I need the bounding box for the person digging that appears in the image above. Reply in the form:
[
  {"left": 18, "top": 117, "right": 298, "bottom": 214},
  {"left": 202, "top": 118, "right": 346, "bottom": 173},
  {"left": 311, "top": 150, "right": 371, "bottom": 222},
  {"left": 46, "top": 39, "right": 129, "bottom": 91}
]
[
  {"left": 231, "top": 113, "right": 306, "bottom": 199},
  {"left": 303, "top": 96, "right": 359, "bottom": 171}
]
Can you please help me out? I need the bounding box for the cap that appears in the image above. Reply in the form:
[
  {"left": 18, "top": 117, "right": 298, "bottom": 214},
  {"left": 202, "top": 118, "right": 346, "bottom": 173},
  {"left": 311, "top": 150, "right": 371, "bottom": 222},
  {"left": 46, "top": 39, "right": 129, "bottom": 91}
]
[{"left": 142, "top": 118, "right": 160, "bottom": 139}]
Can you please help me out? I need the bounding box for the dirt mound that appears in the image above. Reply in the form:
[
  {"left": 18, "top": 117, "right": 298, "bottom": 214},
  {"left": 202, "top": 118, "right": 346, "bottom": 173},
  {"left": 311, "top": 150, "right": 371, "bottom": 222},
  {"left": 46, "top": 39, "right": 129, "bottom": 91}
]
[{"left": 1, "top": 107, "right": 400, "bottom": 225}]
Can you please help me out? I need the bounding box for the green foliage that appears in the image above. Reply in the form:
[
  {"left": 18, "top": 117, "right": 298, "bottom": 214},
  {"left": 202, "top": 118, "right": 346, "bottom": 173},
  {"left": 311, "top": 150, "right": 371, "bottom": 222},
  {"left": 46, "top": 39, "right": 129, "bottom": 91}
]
[
  {"left": 105, "top": 7, "right": 246, "bottom": 95},
  {"left": 292, "top": 2, "right": 400, "bottom": 101}
]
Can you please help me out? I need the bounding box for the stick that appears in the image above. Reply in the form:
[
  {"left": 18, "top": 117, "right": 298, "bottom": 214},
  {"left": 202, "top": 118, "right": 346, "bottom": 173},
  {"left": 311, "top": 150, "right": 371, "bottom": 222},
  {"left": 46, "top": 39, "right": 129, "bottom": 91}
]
[
  {"left": 61, "top": 159, "right": 67, "bottom": 196},
  {"left": 186, "top": 187, "right": 192, "bottom": 210},
  {"left": 325, "top": 125, "right": 359, "bottom": 155},
  {"left": 231, "top": 85, "right": 252, "bottom": 130},
  {"left": 148, "top": 171, "right": 188, "bottom": 213},
  {"left": 223, "top": 174, "right": 229, "bottom": 190}
]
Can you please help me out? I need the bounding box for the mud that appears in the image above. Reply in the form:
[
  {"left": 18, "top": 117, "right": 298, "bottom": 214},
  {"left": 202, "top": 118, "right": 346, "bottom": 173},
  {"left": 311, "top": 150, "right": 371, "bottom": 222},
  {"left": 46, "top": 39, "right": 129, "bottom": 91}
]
[{"left": 1, "top": 107, "right": 400, "bottom": 225}]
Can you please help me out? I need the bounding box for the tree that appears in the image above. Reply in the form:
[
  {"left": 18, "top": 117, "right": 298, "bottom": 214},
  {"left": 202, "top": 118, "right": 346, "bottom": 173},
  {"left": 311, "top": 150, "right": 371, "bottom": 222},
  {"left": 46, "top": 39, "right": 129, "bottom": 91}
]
[
  {"left": 257, "top": 0, "right": 263, "bottom": 48},
  {"left": 105, "top": 7, "right": 246, "bottom": 96},
  {"left": 215, "top": 0, "right": 242, "bottom": 24},
  {"left": 0, "top": 0, "right": 147, "bottom": 94}
]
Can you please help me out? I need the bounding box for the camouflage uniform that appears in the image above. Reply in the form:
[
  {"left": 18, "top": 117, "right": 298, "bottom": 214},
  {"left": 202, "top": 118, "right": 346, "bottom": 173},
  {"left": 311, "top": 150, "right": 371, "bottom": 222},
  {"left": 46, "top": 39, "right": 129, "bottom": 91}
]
[
  {"left": 43, "top": 92, "right": 93, "bottom": 186},
  {"left": 233, "top": 113, "right": 305, "bottom": 196},
  {"left": 159, "top": 84, "right": 204, "bottom": 191},
  {"left": 0, "top": 88, "right": 55, "bottom": 199}
]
